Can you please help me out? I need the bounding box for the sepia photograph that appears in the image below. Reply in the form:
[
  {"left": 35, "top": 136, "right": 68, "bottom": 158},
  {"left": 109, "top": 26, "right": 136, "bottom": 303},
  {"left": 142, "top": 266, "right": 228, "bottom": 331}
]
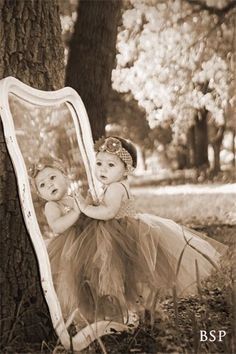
[{"left": 0, "top": 0, "right": 235, "bottom": 353}]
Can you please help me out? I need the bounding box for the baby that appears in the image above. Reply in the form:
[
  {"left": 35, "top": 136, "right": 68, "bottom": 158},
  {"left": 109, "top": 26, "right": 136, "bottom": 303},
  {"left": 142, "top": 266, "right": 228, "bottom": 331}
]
[
  {"left": 30, "top": 158, "right": 80, "bottom": 235},
  {"left": 29, "top": 157, "right": 85, "bottom": 323}
]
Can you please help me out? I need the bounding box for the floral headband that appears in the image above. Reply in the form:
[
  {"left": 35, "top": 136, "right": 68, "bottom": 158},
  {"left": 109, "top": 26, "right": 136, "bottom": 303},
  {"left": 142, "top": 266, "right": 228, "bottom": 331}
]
[
  {"left": 94, "top": 137, "right": 134, "bottom": 172},
  {"left": 28, "top": 157, "right": 66, "bottom": 180}
]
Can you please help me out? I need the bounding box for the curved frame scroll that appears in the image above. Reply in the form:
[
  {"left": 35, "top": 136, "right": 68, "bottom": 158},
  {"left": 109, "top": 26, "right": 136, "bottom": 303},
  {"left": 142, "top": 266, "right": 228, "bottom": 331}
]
[{"left": 0, "top": 77, "right": 128, "bottom": 351}]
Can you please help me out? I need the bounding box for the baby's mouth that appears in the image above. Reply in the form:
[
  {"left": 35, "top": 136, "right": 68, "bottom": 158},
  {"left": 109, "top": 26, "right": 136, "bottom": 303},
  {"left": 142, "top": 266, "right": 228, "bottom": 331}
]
[
  {"left": 100, "top": 175, "right": 107, "bottom": 180},
  {"left": 51, "top": 188, "right": 58, "bottom": 195}
]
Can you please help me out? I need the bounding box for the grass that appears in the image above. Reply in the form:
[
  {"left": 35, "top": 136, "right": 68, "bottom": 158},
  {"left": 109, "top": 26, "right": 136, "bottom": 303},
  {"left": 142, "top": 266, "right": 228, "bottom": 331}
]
[
  {"left": 133, "top": 183, "right": 236, "bottom": 226},
  {"left": 2, "top": 184, "right": 235, "bottom": 353},
  {"left": 81, "top": 184, "right": 235, "bottom": 353},
  {"left": 83, "top": 226, "right": 235, "bottom": 354},
  {"left": 3, "top": 224, "right": 233, "bottom": 354}
]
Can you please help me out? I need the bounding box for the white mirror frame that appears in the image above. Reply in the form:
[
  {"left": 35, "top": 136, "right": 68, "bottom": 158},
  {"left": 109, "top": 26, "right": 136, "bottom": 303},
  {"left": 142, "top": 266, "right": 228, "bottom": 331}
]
[{"left": 0, "top": 76, "right": 128, "bottom": 351}]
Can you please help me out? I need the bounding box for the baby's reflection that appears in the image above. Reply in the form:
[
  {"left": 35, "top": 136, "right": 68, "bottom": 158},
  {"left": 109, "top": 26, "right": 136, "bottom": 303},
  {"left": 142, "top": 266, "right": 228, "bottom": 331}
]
[{"left": 28, "top": 158, "right": 93, "bottom": 328}]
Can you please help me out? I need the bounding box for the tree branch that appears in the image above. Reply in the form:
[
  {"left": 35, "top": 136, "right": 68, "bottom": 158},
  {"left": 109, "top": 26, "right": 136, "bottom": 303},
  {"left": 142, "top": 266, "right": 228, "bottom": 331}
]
[{"left": 185, "top": 0, "right": 236, "bottom": 16}]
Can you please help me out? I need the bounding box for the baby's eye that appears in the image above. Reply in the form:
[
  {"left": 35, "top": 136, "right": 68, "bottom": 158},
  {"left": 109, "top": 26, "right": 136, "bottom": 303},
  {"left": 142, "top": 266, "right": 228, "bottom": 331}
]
[
  {"left": 39, "top": 183, "right": 45, "bottom": 188},
  {"left": 96, "top": 161, "right": 102, "bottom": 166},
  {"left": 50, "top": 175, "right": 56, "bottom": 180},
  {"left": 108, "top": 163, "right": 115, "bottom": 167}
]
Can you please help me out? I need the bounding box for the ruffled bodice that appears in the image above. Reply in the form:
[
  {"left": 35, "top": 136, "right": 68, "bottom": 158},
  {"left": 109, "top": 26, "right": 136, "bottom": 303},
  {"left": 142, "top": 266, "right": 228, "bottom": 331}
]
[
  {"left": 115, "top": 196, "right": 137, "bottom": 219},
  {"left": 58, "top": 201, "right": 72, "bottom": 215},
  {"left": 56, "top": 184, "right": 136, "bottom": 219}
]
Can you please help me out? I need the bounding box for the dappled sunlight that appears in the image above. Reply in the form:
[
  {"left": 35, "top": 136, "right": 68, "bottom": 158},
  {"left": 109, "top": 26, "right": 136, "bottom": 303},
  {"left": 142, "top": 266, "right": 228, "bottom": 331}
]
[
  {"left": 133, "top": 183, "right": 236, "bottom": 194},
  {"left": 133, "top": 184, "right": 236, "bottom": 226}
]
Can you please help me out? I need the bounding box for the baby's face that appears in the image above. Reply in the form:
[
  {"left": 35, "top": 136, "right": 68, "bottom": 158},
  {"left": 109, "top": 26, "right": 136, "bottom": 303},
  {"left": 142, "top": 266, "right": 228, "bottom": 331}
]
[
  {"left": 35, "top": 167, "right": 68, "bottom": 201},
  {"left": 95, "top": 151, "right": 127, "bottom": 185}
]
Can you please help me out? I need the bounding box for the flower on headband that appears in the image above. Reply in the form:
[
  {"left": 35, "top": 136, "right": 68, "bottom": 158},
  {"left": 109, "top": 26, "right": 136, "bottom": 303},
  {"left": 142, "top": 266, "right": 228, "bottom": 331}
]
[
  {"left": 104, "top": 137, "right": 122, "bottom": 153},
  {"left": 94, "top": 137, "right": 122, "bottom": 154},
  {"left": 28, "top": 157, "right": 65, "bottom": 179},
  {"left": 94, "top": 136, "right": 134, "bottom": 172},
  {"left": 28, "top": 162, "right": 46, "bottom": 178}
]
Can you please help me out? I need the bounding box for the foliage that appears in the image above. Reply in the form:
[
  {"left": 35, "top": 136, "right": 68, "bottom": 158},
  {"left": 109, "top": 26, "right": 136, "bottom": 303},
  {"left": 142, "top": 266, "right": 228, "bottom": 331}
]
[
  {"left": 112, "top": 0, "right": 235, "bottom": 144},
  {"left": 83, "top": 225, "right": 234, "bottom": 354},
  {"left": 8, "top": 94, "right": 87, "bottom": 182},
  {"left": 106, "top": 90, "right": 153, "bottom": 149}
]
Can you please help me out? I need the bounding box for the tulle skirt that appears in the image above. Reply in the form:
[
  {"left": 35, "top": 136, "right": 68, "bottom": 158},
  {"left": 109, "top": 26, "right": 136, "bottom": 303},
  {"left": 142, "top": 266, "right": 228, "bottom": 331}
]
[{"left": 47, "top": 213, "right": 227, "bottom": 324}]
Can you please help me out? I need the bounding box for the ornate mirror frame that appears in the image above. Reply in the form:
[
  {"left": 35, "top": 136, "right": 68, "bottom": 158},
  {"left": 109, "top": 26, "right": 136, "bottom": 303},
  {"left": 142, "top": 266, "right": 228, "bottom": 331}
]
[{"left": 0, "top": 76, "right": 127, "bottom": 351}]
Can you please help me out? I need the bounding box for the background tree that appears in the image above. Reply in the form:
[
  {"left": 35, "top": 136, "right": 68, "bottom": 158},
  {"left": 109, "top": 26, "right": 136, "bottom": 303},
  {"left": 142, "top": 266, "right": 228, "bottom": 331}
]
[
  {"left": 0, "top": 0, "right": 64, "bottom": 348},
  {"left": 65, "top": 0, "right": 121, "bottom": 140},
  {"left": 112, "top": 0, "right": 235, "bottom": 172}
]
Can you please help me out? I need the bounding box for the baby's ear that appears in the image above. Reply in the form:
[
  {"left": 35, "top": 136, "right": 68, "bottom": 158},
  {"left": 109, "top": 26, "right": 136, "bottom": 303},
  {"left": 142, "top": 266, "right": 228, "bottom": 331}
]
[
  {"left": 124, "top": 166, "right": 134, "bottom": 177},
  {"left": 123, "top": 169, "right": 129, "bottom": 177}
]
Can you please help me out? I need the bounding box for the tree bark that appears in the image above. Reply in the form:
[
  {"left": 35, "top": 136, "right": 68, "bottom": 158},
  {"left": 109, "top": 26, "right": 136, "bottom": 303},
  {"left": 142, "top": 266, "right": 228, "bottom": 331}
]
[
  {"left": 232, "top": 129, "right": 235, "bottom": 168},
  {"left": 65, "top": 0, "right": 121, "bottom": 140},
  {"left": 193, "top": 110, "right": 209, "bottom": 169},
  {"left": 0, "top": 0, "right": 64, "bottom": 348},
  {"left": 187, "top": 126, "right": 195, "bottom": 167},
  {"left": 176, "top": 145, "right": 188, "bottom": 169},
  {"left": 0, "top": 0, "right": 64, "bottom": 89},
  {"left": 211, "top": 126, "right": 224, "bottom": 174}
]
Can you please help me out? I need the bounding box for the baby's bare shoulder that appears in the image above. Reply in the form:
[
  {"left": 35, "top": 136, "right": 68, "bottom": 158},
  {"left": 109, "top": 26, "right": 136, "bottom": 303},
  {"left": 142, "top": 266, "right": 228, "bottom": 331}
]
[
  {"left": 106, "top": 182, "right": 125, "bottom": 194},
  {"left": 45, "top": 201, "right": 61, "bottom": 216}
]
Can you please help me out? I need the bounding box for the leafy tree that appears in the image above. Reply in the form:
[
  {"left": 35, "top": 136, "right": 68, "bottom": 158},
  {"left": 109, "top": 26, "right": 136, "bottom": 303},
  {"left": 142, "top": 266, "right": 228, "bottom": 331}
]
[
  {"left": 0, "top": 0, "right": 64, "bottom": 348},
  {"left": 112, "top": 0, "right": 235, "bottom": 170}
]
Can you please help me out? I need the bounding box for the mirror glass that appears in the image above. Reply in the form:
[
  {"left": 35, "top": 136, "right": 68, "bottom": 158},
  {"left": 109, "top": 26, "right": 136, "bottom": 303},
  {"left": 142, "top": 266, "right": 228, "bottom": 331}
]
[{"left": 9, "top": 93, "right": 89, "bottom": 244}]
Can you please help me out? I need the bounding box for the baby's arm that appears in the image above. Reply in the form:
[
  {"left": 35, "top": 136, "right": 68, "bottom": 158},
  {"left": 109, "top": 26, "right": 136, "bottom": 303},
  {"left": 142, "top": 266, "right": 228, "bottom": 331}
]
[
  {"left": 45, "top": 200, "right": 80, "bottom": 234},
  {"left": 75, "top": 183, "right": 125, "bottom": 220}
]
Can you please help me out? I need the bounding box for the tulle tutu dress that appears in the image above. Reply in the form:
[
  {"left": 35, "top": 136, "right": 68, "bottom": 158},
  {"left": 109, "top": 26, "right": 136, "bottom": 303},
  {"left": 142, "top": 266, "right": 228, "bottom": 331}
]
[{"left": 47, "top": 183, "right": 227, "bottom": 326}]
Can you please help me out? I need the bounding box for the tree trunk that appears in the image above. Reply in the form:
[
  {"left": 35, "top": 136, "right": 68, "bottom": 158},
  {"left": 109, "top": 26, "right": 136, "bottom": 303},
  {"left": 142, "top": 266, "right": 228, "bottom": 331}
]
[
  {"left": 0, "top": 1, "right": 64, "bottom": 89},
  {"left": 0, "top": 0, "right": 64, "bottom": 348},
  {"left": 212, "top": 143, "right": 221, "bottom": 173},
  {"left": 194, "top": 110, "right": 209, "bottom": 169},
  {"left": 176, "top": 145, "right": 189, "bottom": 169},
  {"left": 65, "top": 0, "right": 121, "bottom": 140},
  {"left": 211, "top": 126, "right": 224, "bottom": 174},
  {"left": 232, "top": 129, "right": 235, "bottom": 168},
  {"left": 187, "top": 125, "right": 195, "bottom": 167}
]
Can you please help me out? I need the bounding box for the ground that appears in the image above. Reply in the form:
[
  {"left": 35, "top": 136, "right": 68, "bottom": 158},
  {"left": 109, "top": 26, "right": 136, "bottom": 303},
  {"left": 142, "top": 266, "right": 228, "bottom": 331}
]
[
  {"left": 83, "top": 227, "right": 234, "bottom": 354},
  {"left": 84, "top": 183, "right": 235, "bottom": 354},
  {"left": 132, "top": 183, "right": 236, "bottom": 227},
  {"left": 3, "top": 183, "right": 236, "bottom": 353}
]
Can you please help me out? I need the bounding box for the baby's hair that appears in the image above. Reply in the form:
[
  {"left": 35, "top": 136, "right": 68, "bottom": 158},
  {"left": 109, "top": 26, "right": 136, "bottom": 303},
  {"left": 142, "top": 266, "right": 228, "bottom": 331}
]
[
  {"left": 94, "top": 136, "right": 138, "bottom": 170},
  {"left": 28, "top": 157, "right": 66, "bottom": 193},
  {"left": 114, "top": 137, "right": 137, "bottom": 168}
]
